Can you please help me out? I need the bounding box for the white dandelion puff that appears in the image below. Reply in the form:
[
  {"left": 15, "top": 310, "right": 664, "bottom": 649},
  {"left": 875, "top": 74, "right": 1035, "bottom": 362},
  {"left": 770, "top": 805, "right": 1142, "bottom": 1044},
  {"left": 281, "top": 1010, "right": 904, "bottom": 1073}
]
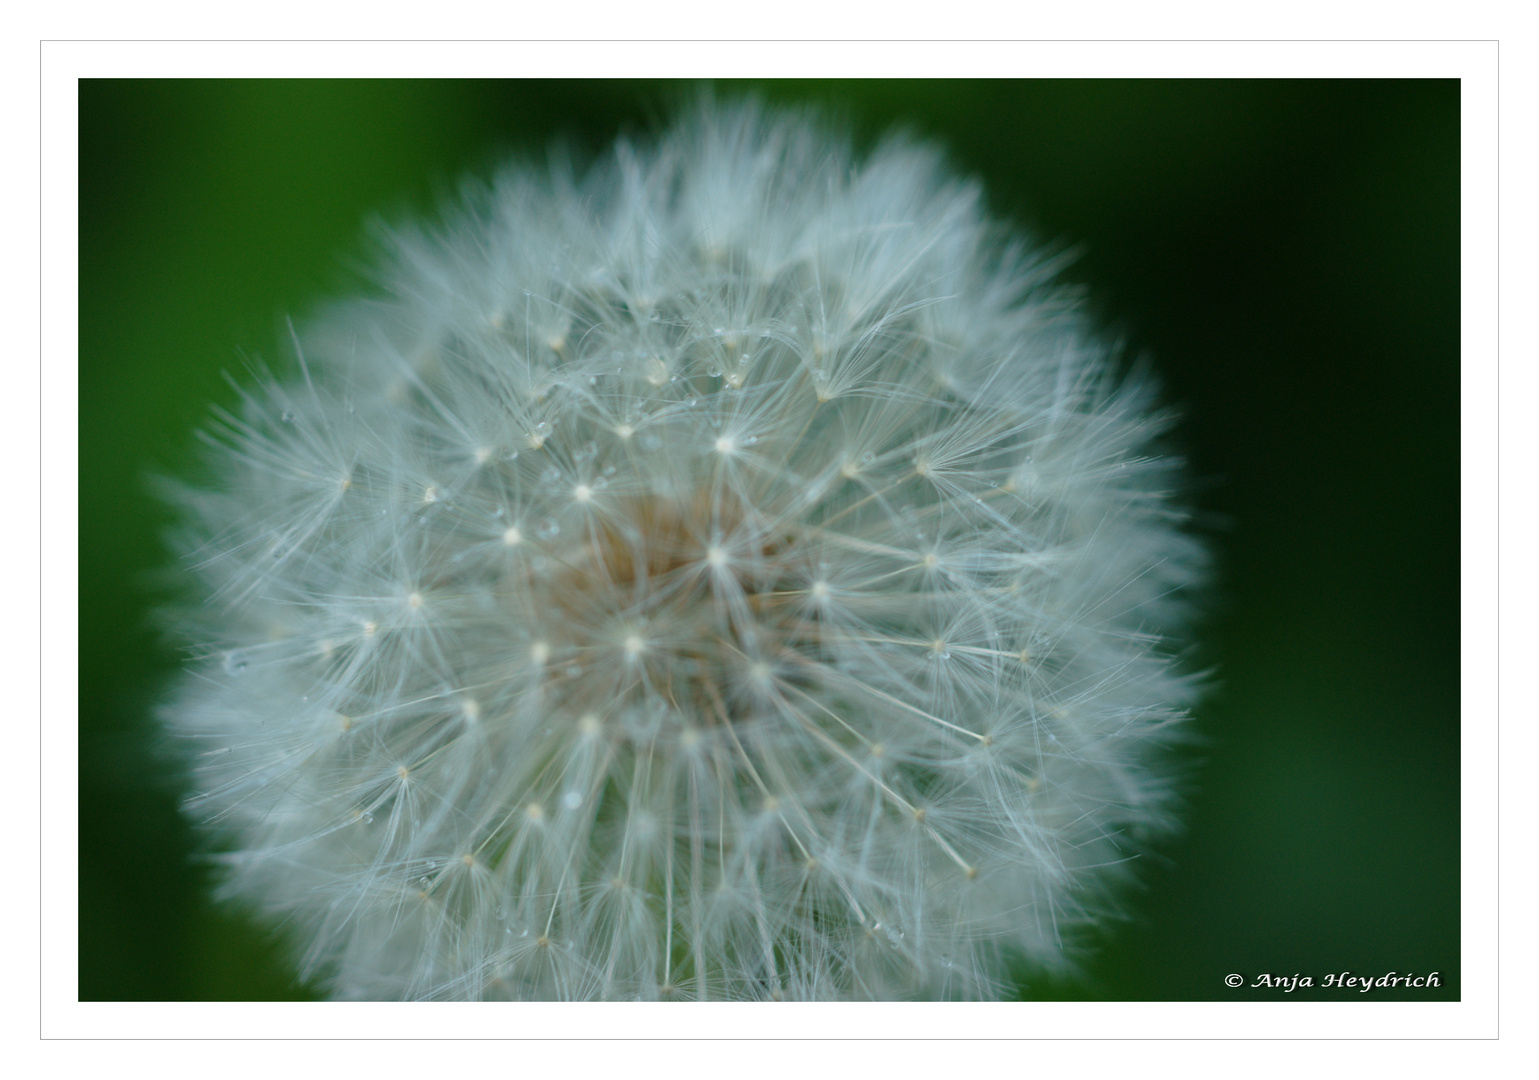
[{"left": 161, "top": 101, "right": 1206, "bottom": 1001}]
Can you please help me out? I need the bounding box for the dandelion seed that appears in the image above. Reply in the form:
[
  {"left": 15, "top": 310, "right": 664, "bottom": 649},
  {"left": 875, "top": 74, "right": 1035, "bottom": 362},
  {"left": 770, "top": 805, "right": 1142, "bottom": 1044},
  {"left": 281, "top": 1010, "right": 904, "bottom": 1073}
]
[{"left": 161, "top": 101, "right": 1205, "bottom": 1001}]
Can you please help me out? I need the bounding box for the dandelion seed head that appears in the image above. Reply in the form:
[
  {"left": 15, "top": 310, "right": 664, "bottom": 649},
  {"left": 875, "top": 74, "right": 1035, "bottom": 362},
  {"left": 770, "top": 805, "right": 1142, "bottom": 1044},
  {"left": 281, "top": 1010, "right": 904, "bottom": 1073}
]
[{"left": 161, "top": 101, "right": 1206, "bottom": 1001}]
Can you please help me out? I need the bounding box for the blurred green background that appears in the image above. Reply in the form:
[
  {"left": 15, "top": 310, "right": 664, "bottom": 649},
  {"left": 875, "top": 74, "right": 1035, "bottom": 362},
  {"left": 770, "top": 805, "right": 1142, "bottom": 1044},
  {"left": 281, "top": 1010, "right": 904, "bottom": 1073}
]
[{"left": 78, "top": 79, "right": 1459, "bottom": 1001}]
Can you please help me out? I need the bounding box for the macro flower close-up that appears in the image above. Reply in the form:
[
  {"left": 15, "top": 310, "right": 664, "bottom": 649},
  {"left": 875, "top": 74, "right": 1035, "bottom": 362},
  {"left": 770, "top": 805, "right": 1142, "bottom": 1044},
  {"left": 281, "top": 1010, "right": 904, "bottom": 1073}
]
[
  {"left": 156, "top": 101, "right": 1204, "bottom": 1000},
  {"left": 78, "top": 78, "right": 1460, "bottom": 1009}
]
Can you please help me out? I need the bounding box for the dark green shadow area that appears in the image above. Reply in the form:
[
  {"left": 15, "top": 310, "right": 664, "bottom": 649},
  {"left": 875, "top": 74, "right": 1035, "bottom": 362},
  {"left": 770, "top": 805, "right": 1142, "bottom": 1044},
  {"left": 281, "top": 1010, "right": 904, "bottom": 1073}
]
[{"left": 79, "top": 79, "right": 1459, "bottom": 1002}]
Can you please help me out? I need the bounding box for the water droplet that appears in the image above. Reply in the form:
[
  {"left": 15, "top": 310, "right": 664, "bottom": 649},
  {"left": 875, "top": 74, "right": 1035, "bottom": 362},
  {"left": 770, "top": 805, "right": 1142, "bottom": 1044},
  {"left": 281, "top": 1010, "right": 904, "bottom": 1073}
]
[
  {"left": 706, "top": 364, "right": 722, "bottom": 377},
  {"left": 683, "top": 396, "right": 696, "bottom": 407},
  {"left": 222, "top": 651, "right": 248, "bottom": 674},
  {"left": 533, "top": 421, "right": 551, "bottom": 436},
  {"left": 360, "top": 811, "right": 374, "bottom": 824},
  {"left": 561, "top": 790, "right": 582, "bottom": 810},
  {"left": 279, "top": 410, "right": 296, "bottom": 424}
]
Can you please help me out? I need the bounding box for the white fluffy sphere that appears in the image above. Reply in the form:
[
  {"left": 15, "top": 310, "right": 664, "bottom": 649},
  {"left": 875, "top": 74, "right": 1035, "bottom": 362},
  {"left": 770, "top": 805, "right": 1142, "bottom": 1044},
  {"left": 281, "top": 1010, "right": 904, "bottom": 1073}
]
[{"left": 163, "top": 103, "right": 1205, "bottom": 1000}]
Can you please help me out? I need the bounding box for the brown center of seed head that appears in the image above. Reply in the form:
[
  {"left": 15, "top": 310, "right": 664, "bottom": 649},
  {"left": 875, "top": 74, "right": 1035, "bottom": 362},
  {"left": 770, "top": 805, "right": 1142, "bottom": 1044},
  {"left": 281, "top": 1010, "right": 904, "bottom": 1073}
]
[{"left": 537, "top": 487, "right": 806, "bottom": 735}]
